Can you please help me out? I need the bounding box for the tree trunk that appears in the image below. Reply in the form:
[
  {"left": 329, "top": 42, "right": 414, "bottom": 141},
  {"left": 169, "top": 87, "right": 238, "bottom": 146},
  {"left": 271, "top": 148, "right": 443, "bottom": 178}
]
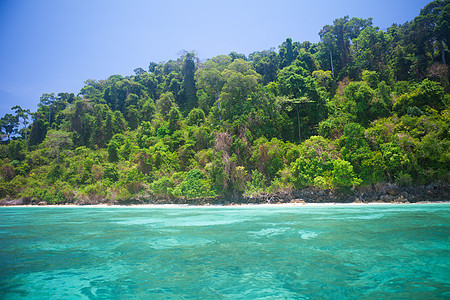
[
  {"left": 297, "top": 104, "right": 301, "bottom": 141},
  {"left": 24, "top": 123, "right": 27, "bottom": 145},
  {"left": 329, "top": 49, "right": 335, "bottom": 78}
]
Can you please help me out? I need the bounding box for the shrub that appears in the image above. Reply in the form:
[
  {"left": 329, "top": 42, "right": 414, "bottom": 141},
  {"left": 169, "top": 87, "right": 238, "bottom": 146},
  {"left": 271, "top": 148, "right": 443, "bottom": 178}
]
[
  {"left": 331, "top": 159, "right": 362, "bottom": 189},
  {"left": 172, "top": 169, "right": 217, "bottom": 199},
  {"left": 244, "top": 170, "right": 267, "bottom": 197},
  {"left": 396, "top": 172, "right": 413, "bottom": 187}
]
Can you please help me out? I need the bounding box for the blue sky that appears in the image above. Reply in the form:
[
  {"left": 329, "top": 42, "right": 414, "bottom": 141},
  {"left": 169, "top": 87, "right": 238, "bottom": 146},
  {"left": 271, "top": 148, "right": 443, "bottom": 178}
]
[{"left": 0, "top": 0, "right": 431, "bottom": 117}]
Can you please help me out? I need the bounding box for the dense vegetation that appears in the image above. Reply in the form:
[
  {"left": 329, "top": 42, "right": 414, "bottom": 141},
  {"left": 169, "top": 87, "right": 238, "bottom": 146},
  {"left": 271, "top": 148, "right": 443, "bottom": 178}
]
[{"left": 1, "top": 0, "right": 449, "bottom": 203}]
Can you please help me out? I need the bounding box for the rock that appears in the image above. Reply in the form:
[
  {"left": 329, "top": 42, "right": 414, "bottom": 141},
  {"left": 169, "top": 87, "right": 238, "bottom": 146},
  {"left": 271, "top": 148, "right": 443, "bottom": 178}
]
[
  {"left": 393, "top": 196, "right": 409, "bottom": 203},
  {"left": 291, "top": 199, "right": 306, "bottom": 204},
  {"left": 38, "top": 201, "right": 47, "bottom": 205},
  {"left": 0, "top": 198, "right": 26, "bottom": 206},
  {"left": 386, "top": 184, "right": 400, "bottom": 195}
]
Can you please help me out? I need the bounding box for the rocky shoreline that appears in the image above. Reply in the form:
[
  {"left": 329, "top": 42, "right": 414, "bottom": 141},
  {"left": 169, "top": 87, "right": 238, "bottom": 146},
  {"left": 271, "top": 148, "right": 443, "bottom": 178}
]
[{"left": 1, "top": 183, "right": 449, "bottom": 206}]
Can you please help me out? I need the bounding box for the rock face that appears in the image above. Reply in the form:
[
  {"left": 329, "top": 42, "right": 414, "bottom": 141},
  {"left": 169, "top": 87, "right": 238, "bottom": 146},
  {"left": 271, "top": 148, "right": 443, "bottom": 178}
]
[
  {"left": 120, "top": 183, "right": 449, "bottom": 205},
  {"left": 0, "top": 198, "right": 27, "bottom": 206},
  {"left": 0, "top": 183, "right": 449, "bottom": 206}
]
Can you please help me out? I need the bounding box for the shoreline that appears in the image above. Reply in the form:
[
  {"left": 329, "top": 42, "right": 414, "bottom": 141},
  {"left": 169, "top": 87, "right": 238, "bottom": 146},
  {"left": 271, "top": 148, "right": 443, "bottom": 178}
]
[
  {"left": 2, "top": 183, "right": 449, "bottom": 207},
  {"left": 2, "top": 201, "right": 449, "bottom": 208}
]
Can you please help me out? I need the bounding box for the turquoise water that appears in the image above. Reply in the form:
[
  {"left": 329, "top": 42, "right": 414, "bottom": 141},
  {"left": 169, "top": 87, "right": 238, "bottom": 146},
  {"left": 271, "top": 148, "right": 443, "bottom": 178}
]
[{"left": 0, "top": 204, "right": 449, "bottom": 299}]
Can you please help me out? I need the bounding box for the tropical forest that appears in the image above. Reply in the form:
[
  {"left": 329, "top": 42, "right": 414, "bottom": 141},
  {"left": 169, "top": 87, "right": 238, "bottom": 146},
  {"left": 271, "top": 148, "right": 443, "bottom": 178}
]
[{"left": 1, "top": 0, "right": 449, "bottom": 204}]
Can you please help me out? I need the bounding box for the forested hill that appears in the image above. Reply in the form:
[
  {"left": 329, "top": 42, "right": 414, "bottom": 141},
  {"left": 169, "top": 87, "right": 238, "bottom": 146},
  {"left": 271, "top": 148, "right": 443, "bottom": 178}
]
[{"left": 0, "top": 0, "right": 449, "bottom": 203}]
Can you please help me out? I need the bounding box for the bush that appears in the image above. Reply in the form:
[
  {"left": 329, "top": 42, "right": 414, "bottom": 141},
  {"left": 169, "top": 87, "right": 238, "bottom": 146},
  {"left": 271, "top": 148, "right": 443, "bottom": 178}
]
[
  {"left": 244, "top": 170, "right": 267, "bottom": 197},
  {"left": 0, "top": 180, "right": 19, "bottom": 199},
  {"left": 291, "top": 136, "right": 338, "bottom": 188},
  {"left": 331, "top": 159, "right": 362, "bottom": 189},
  {"left": 396, "top": 172, "right": 413, "bottom": 187},
  {"left": 151, "top": 176, "right": 175, "bottom": 196},
  {"left": 172, "top": 169, "right": 217, "bottom": 199}
]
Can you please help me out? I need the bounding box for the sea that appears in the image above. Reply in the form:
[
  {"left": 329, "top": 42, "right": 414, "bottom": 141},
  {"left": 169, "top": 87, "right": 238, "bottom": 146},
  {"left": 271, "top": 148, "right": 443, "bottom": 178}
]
[{"left": 0, "top": 204, "right": 449, "bottom": 299}]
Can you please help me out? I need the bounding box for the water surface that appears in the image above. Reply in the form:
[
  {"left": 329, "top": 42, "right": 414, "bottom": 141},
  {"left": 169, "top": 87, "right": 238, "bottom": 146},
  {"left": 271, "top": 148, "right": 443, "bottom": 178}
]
[{"left": 1, "top": 204, "right": 449, "bottom": 299}]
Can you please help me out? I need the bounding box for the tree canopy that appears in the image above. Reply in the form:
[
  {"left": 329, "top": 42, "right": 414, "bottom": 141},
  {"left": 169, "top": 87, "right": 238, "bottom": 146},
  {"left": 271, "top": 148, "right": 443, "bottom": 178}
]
[{"left": 0, "top": 0, "right": 449, "bottom": 203}]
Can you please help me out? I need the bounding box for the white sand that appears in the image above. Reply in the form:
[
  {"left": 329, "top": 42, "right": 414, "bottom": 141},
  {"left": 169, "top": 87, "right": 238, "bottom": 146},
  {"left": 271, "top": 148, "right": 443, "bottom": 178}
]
[{"left": 3, "top": 201, "right": 448, "bottom": 208}]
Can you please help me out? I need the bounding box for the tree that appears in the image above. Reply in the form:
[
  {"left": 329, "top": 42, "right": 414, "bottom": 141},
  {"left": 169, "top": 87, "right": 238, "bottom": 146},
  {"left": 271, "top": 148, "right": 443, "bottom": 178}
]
[
  {"left": 331, "top": 159, "right": 362, "bottom": 189},
  {"left": 393, "top": 79, "right": 447, "bottom": 115},
  {"left": 312, "top": 70, "right": 333, "bottom": 90},
  {"left": 187, "top": 108, "right": 205, "bottom": 126},
  {"left": 168, "top": 107, "right": 182, "bottom": 133},
  {"left": 0, "top": 114, "right": 19, "bottom": 141},
  {"left": 134, "top": 67, "right": 146, "bottom": 75},
  {"left": 280, "top": 38, "right": 294, "bottom": 68},
  {"left": 173, "top": 169, "right": 217, "bottom": 199},
  {"left": 291, "top": 136, "right": 339, "bottom": 188},
  {"left": 319, "top": 16, "right": 373, "bottom": 77},
  {"left": 180, "top": 51, "right": 198, "bottom": 111},
  {"left": 343, "top": 81, "right": 374, "bottom": 126},
  {"left": 42, "top": 130, "right": 73, "bottom": 164},
  {"left": 39, "top": 93, "right": 57, "bottom": 124},
  {"left": 279, "top": 96, "right": 314, "bottom": 141},
  {"left": 340, "top": 122, "right": 371, "bottom": 175},
  {"left": 251, "top": 49, "right": 279, "bottom": 84},
  {"left": 353, "top": 27, "right": 392, "bottom": 82},
  {"left": 277, "top": 65, "right": 327, "bottom": 140},
  {"left": 57, "top": 92, "right": 76, "bottom": 105},
  {"left": 156, "top": 92, "right": 177, "bottom": 116},
  {"left": 195, "top": 55, "right": 231, "bottom": 113},
  {"left": 319, "top": 31, "right": 337, "bottom": 77},
  {"left": 413, "top": 0, "right": 450, "bottom": 65},
  {"left": 218, "top": 59, "right": 261, "bottom": 121},
  {"left": 28, "top": 112, "right": 48, "bottom": 146},
  {"left": 11, "top": 105, "right": 31, "bottom": 144}
]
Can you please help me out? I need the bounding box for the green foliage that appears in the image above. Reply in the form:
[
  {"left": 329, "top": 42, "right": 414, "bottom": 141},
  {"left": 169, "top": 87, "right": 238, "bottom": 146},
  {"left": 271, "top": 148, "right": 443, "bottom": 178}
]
[
  {"left": 244, "top": 170, "right": 267, "bottom": 197},
  {"left": 362, "top": 70, "right": 379, "bottom": 89},
  {"left": 331, "top": 159, "right": 362, "bottom": 189},
  {"left": 1, "top": 3, "right": 449, "bottom": 203},
  {"left": 396, "top": 171, "right": 413, "bottom": 187},
  {"left": 172, "top": 169, "right": 217, "bottom": 199},
  {"left": 343, "top": 82, "right": 374, "bottom": 126},
  {"left": 151, "top": 175, "right": 175, "bottom": 196},
  {"left": 0, "top": 180, "right": 20, "bottom": 199},
  {"left": 218, "top": 59, "right": 262, "bottom": 122},
  {"left": 250, "top": 137, "right": 285, "bottom": 180},
  {"left": 156, "top": 92, "right": 177, "bottom": 116},
  {"left": 291, "top": 136, "right": 338, "bottom": 188},
  {"left": 277, "top": 64, "right": 327, "bottom": 138},
  {"left": 119, "top": 168, "right": 148, "bottom": 195},
  {"left": 8, "top": 140, "right": 26, "bottom": 161},
  {"left": 380, "top": 142, "right": 411, "bottom": 181},
  {"left": 187, "top": 108, "right": 205, "bottom": 126},
  {"left": 168, "top": 107, "right": 182, "bottom": 133},
  {"left": 393, "top": 79, "right": 446, "bottom": 115},
  {"left": 107, "top": 140, "right": 119, "bottom": 162}
]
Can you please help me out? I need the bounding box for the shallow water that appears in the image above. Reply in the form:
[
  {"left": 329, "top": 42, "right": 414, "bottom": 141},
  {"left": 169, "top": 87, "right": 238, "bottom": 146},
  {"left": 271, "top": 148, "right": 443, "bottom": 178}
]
[{"left": 1, "top": 204, "right": 449, "bottom": 299}]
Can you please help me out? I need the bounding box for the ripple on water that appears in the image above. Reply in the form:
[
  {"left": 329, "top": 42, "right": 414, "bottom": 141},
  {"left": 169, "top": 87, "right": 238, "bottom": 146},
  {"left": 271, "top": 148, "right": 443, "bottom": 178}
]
[
  {"left": 147, "top": 237, "right": 214, "bottom": 249},
  {"left": 298, "top": 230, "right": 319, "bottom": 239},
  {"left": 249, "top": 227, "right": 288, "bottom": 238}
]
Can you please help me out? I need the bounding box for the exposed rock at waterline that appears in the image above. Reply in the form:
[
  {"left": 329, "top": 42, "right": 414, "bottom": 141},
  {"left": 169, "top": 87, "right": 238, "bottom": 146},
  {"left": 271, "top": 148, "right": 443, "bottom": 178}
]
[{"left": 1, "top": 183, "right": 448, "bottom": 206}]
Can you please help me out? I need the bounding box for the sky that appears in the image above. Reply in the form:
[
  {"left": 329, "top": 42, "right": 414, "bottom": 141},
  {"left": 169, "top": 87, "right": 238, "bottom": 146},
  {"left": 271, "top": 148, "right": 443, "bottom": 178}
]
[{"left": 0, "top": 0, "right": 431, "bottom": 117}]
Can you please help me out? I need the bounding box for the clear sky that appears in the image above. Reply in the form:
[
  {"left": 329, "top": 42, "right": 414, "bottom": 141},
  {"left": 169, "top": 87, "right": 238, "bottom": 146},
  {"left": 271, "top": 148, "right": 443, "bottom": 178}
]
[{"left": 0, "top": 0, "right": 431, "bottom": 117}]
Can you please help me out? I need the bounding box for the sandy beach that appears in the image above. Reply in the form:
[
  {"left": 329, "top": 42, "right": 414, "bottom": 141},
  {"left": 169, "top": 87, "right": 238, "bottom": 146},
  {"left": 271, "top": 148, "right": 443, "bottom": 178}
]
[{"left": 3, "top": 201, "right": 449, "bottom": 208}]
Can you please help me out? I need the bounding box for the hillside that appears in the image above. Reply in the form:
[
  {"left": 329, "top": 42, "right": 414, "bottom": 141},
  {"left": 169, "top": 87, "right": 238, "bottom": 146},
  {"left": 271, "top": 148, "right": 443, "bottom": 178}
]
[{"left": 0, "top": 0, "right": 449, "bottom": 204}]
